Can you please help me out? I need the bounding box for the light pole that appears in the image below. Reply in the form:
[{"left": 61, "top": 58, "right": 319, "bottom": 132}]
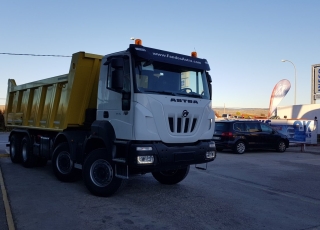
[{"left": 281, "top": 59, "right": 297, "bottom": 105}]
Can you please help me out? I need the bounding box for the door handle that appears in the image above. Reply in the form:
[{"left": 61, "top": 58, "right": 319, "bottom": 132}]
[{"left": 103, "top": 111, "right": 109, "bottom": 118}]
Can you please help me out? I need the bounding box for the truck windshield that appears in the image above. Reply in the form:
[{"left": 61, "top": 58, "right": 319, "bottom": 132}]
[{"left": 134, "top": 60, "right": 210, "bottom": 99}]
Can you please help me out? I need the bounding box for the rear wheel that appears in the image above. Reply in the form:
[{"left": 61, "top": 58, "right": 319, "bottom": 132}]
[
  {"left": 233, "top": 141, "right": 246, "bottom": 154},
  {"left": 276, "top": 140, "right": 287, "bottom": 152},
  {"left": 21, "top": 136, "right": 37, "bottom": 168},
  {"left": 83, "top": 148, "right": 124, "bottom": 197},
  {"left": 9, "top": 134, "right": 22, "bottom": 163},
  {"left": 52, "top": 143, "right": 79, "bottom": 182},
  {"left": 152, "top": 166, "right": 190, "bottom": 185}
]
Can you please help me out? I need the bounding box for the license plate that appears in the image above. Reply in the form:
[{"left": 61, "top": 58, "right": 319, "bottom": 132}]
[{"left": 212, "top": 136, "right": 221, "bottom": 140}]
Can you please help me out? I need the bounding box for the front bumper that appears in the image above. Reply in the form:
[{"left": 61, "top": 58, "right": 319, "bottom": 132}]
[{"left": 127, "top": 140, "right": 216, "bottom": 172}]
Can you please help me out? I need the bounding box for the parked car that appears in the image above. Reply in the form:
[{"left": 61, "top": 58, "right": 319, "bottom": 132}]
[
  {"left": 221, "top": 113, "right": 233, "bottom": 119},
  {"left": 212, "top": 120, "right": 289, "bottom": 154}
]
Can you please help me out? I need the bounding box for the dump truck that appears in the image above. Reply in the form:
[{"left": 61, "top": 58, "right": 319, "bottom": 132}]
[{"left": 5, "top": 39, "right": 216, "bottom": 196}]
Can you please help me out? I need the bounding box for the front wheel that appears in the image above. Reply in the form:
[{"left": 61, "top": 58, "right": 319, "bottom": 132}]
[
  {"left": 52, "top": 143, "right": 79, "bottom": 182},
  {"left": 233, "top": 141, "right": 246, "bottom": 154},
  {"left": 83, "top": 148, "right": 124, "bottom": 197},
  {"left": 152, "top": 166, "right": 190, "bottom": 185},
  {"left": 276, "top": 140, "right": 287, "bottom": 152}
]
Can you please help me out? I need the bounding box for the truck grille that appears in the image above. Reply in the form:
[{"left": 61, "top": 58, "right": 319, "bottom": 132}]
[{"left": 168, "top": 115, "right": 198, "bottom": 134}]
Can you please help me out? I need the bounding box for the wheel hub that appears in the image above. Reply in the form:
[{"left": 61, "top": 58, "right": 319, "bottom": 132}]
[
  {"left": 57, "top": 152, "right": 73, "bottom": 174},
  {"left": 90, "top": 159, "right": 113, "bottom": 187}
]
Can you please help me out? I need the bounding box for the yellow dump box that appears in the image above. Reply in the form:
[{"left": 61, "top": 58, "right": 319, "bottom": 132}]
[{"left": 5, "top": 52, "right": 103, "bottom": 131}]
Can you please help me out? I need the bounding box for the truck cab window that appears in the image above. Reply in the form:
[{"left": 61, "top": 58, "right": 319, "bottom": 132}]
[{"left": 134, "top": 60, "right": 210, "bottom": 99}]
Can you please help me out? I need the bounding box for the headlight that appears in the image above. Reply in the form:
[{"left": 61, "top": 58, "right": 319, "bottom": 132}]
[
  {"left": 136, "top": 147, "right": 152, "bottom": 151},
  {"left": 137, "top": 156, "right": 154, "bottom": 164}
]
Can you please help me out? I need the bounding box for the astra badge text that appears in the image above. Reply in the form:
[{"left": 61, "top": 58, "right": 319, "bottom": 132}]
[{"left": 170, "top": 98, "right": 198, "bottom": 104}]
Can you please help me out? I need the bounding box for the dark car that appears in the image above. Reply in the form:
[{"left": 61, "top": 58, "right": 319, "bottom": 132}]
[{"left": 212, "top": 120, "right": 289, "bottom": 154}]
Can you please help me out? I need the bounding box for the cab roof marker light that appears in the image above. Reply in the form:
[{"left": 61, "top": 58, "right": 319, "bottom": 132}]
[
  {"left": 135, "top": 39, "right": 142, "bottom": 45},
  {"left": 136, "top": 147, "right": 152, "bottom": 151}
]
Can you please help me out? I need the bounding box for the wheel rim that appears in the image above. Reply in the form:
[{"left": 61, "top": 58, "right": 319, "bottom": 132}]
[
  {"left": 90, "top": 159, "right": 113, "bottom": 187},
  {"left": 237, "top": 142, "right": 245, "bottom": 153},
  {"left": 279, "top": 142, "right": 286, "bottom": 151},
  {"left": 22, "top": 143, "right": 28, "bottom": 161},
  {"left": 56, "top": 151, "right": 73, "bottom": 174}
]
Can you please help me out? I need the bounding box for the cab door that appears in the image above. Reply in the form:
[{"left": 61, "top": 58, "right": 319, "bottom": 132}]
[{"left": 97, "top": 54, "right": 134, "bottom": 140}]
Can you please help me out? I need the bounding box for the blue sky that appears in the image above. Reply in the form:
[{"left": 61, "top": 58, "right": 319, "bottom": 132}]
[{"left": 1, "top": 0, "right": 320, "bottom": 108}]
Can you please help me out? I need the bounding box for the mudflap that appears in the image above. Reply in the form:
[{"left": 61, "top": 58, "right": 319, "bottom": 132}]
[{"left": 195, "top": 163, "right": 207, "bottom": 170}]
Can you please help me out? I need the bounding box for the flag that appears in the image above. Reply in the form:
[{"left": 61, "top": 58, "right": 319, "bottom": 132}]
[{"left": 268, "top": 79, "right": 291, "bottom": 117}]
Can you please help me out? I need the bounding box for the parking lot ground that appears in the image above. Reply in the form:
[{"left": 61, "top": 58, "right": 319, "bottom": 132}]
[
  {"left": 0, "top": 140, "right": 319, "bottom": 230},
  {"left": 288, "top": 143, "right": 320, "bottom": 154}
]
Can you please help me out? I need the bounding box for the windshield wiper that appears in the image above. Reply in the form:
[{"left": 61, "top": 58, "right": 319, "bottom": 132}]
[
  {"left": 175, "top": 92, "right": 202, "bottom": 98},
  {"left": 143, "top": 90, "right": 176, "bottom": 96}
]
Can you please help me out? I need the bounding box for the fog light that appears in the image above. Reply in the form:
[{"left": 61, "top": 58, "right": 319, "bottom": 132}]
[
  {"left": 137, "top": 155, "right": 154, "bottom": 164},
  {"left": 209, "top": 142, "right": 216, "bottom": 148},
  {"left": 206, "top": 151, "right": 216, "bottom": 159}
]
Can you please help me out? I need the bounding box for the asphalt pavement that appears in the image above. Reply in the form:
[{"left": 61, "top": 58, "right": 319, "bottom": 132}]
[
  {"left": 0, "top": 133, "right": 10, "bottom": 230},
  {"left": 0, "top": 134, "right": 319, "bottom": 230}
]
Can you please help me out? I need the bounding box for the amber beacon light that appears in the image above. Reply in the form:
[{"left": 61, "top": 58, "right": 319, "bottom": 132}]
[
  {"left": 135, "top": 39, "right": 142, "bottom": 45},
  {"left": 191, "top": 51, "right": 197, "bottom": 57}
]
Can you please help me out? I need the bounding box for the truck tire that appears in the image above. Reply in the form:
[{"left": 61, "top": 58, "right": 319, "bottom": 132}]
[
  {"left": 83, "top": 148, "right": 124, "bottom": 197},
  {"left": 9, "top": 134, "right": 22, "bottom": 163},
  {"left": 52, "top": 142, "right": 79, "bottom": 182},
  {"left": 21, "top": 136, "right": 37, "bottom": 168},
  {"left": 152, "top": 166, "right": 190, "bottom": 185}
]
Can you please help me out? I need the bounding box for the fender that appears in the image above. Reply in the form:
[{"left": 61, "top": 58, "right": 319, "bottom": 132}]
[
  {"left": 9, "top": 128, "right": 31, "bottom": 141},
  {"left": 53, "top": 129, "right": 89, "bottom": 161},
  {"left": 87, "top": 120, "right": 116, "bottom": 151}
]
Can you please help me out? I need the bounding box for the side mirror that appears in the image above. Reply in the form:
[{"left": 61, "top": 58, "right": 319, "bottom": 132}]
[
  {"left": 111, "top": 58, "right": 124, "bottom": 68},
  {"left": 111, "top": 69, "right": 124, "bottom": 90},
  {"left": 206, "top": 72, "right": 212, "bottom": 100},
  {"left": 205, "top": 72, "right": 212, "bottom": 83},
  {"left": 110, "top": 57, "right": 125, "bottom": 91}
]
